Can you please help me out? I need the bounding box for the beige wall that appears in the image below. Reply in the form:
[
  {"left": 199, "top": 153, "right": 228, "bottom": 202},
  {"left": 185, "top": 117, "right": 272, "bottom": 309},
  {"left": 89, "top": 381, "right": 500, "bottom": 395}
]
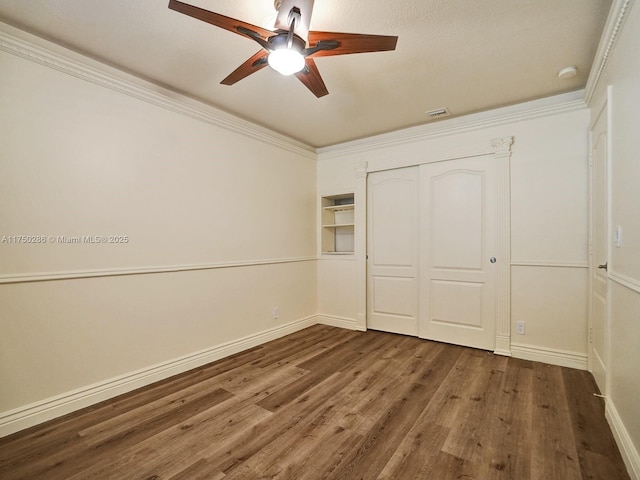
[
  {"left": 0, "top": 33, "right": 317, "bottom": 429},
  {"left": 2, "top": 7, "right": 637, "bottom": 473},
  {"left": 589, "top": 1, "right": 640, "bottom": 476},
  {"left": 317, "top": 100, "right": 591, "bottom": 365}
]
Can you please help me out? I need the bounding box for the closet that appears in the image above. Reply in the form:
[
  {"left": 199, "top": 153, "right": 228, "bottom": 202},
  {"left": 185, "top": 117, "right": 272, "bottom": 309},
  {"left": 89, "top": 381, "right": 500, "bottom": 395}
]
[{"left": 367, "top": 155, "right": 499, "bottom": 350}]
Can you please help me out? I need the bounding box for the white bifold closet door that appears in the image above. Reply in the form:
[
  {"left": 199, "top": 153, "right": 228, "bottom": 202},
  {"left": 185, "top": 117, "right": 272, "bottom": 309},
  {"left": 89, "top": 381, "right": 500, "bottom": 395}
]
[{"left": 367, "top": 156, "right": 498, "bottom": 351}]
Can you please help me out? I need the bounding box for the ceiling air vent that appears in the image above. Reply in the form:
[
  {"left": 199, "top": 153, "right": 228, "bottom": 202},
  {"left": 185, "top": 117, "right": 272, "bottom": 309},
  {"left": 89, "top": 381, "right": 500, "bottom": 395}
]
[{"left": 426, "top": 107, "right": 451, "bottom": 119}]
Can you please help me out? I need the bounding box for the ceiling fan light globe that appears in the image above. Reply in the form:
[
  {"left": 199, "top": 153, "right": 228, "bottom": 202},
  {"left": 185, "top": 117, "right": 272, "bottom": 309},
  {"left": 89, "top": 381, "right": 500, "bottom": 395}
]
[{"left": 268, "top": 48, "right": 305, "bottom": 76}]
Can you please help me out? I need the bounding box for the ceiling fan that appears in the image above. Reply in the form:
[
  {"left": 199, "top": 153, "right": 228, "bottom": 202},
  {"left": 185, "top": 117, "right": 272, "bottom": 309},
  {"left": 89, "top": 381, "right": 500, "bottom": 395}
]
[{"left": 168, "top": 0, "right": 398, "bottom": 97}]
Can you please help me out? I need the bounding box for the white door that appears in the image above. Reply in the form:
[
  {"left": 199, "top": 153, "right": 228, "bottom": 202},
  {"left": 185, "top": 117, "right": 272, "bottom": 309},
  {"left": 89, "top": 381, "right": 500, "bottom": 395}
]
[
  {"left": 590, "top": 100, "right": 609, "bottom": 394},
  {"left": 419, "top": 156, "right": 498, "bottom": 350},
  {"left": 367, "top": 167, "right": 419, "bottom": 335}
]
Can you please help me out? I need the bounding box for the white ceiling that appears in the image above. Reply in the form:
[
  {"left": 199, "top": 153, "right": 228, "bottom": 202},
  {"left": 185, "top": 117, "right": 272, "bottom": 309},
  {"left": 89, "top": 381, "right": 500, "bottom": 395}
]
[{"left": 0, "top": 0, "right": 612, "bottom": 148}]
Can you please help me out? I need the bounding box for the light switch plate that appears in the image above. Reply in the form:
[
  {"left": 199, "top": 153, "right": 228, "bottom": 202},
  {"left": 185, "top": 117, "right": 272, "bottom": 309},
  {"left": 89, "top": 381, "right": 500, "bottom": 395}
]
[{"left": 614, "top": 225, "right": 622, "bottom": 247}]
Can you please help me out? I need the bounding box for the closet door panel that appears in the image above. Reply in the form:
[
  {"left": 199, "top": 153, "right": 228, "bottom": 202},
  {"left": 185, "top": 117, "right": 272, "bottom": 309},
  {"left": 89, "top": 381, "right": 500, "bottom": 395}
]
[
  {"left": 367, "top": 167, "right": 419, "bottom": 336},
  {"left": 419, "top": 157, "right": 498, "bottom": 350}
]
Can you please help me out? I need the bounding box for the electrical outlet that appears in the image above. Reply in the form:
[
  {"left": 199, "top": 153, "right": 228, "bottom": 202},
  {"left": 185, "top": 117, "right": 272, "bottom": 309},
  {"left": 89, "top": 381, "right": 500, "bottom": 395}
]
[
  {"left": 273, "top": 307, "right": 279, "bottom": 319},
  {"left": 516, "top": 321, "right": 525, "bottom": 335}
]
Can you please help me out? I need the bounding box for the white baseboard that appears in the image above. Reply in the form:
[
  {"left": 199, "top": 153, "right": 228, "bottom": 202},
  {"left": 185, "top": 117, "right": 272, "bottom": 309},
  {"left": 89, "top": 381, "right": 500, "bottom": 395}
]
[
  {"left": 0, "top": 315, "right": 317, "bottom": 438},
  {"left": 316, "top": 314, "right": 365, "bottom": 331},
  {"left": 607, "top": 399, "right": 640, "bottom": 480},
  {"left": 494, "top": 334, "right": 513, "bottom": 357},
  {"left": 510, "top": 342, "right": 588, "bottom": 370}
]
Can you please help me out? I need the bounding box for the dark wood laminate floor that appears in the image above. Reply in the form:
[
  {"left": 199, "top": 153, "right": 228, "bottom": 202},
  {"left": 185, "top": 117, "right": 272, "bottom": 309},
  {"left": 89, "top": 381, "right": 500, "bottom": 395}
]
[{"left": 0, "top": 325, "right": 630, "bottom": 480}]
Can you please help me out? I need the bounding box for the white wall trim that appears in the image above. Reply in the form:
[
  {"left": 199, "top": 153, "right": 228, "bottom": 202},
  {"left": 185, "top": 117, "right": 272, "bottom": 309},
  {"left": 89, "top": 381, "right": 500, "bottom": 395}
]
[
  {"left": 316, "top": 314, "right": 364, "bottom": 331},
  {"left": 318, "top": 255, "right": 356, "bottom": 261},
  {"left": 511, "top": 343, "right": 588, "bottom": 370},
  {"left": 0, "top": 315, "right": 318, "bottom": 438},
  {"left": 494, "top": 335, "right": 512, "bottom": 357},
  {"left": 511, "top": 261, "right": 589, "bottom": 269},
  {"left": 609, "top": 271, "right": 640, "bottom": 294},
  {"left": 493, "top": 137, "right": 513, "bottom": 357},
  {"left": 584, "top": 0, "right": 635, "bottom": 105},
  {"left": 606, "top": 399, "right": 640, "bottom": 480},
  {"left": 0, "top": 23, "right": 316, "bottom": 159},
  {"left": 366, "top": 141, "right": 495, "bottom": 174},
  {"left": 317, "top": 91, "right": 585, "bottom": 159},
  {"left": 0, "top": 256, "right": 317, "bottom": 284},
  {"left": 354, "top": 161, "right": 369, "bottom": 331}
]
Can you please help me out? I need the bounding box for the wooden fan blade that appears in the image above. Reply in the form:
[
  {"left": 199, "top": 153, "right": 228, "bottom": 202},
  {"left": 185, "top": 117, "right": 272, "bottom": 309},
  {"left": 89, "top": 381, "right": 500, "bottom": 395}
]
[
  {"left": 221, "top": 51, "right": 269, "bottom": 86},
  {"left": 307, "top": 31, "right": 398, "bottom": 57},
  {"left": 168, "top": 0, "right": 275, "bottom": 40},
  {"left": 295, "top": 58, "right": 329, "bottom": 98}
]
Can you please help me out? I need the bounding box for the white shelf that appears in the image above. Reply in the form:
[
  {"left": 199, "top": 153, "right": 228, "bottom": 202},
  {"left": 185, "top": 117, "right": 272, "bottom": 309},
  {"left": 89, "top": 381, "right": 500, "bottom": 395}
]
[
  {"left": 321, "top": 194, "right": 355, "bottom": 254},
  {"left": 323, "top": 204, "right": 354, "bottom": 212}
]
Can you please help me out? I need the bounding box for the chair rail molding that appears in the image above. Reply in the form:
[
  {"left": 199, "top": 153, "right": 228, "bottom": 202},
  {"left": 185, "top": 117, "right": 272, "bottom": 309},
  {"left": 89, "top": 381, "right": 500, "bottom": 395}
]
[
  {"left": 609, "top": 271, "right": 640, "bottom": 295},
  {"left": 0, "top": 256, "right": 317, "bottom": 284}
]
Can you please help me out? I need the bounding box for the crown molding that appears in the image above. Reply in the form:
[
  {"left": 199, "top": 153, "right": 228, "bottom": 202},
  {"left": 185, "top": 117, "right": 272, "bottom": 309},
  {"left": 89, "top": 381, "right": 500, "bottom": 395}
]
[
  {"left": 317, "top": 91, "right": 586, "bottom": 160},
  {"left": 584, "top": 0, "right": 635, "bottom": 106},
  {"left": 0, "top": 22, "right": 316, "bottom": 159}
]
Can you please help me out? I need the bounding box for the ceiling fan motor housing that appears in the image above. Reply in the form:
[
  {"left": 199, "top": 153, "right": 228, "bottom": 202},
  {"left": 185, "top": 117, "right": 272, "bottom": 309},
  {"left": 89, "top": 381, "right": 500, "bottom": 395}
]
[{"left": 269, "top": 31, "right": 306, "bottom": 53}]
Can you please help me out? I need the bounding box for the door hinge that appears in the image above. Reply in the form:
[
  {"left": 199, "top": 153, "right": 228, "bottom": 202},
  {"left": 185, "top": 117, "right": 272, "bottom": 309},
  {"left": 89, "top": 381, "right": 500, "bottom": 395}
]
[{"left": 589, "top": 327, "right": 593, "bottom": 344}]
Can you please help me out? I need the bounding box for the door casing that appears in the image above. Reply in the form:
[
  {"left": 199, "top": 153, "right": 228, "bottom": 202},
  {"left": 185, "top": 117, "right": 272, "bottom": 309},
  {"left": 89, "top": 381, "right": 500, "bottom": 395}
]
[{"left": 588, "top": 87, "right": 612, "bottom": 395}]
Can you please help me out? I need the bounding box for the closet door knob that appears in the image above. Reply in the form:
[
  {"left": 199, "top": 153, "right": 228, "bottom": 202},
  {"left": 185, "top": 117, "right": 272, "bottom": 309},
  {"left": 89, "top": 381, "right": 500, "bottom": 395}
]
[{"left": 490, "top": 257, "right": 497, "bottom": 263}]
